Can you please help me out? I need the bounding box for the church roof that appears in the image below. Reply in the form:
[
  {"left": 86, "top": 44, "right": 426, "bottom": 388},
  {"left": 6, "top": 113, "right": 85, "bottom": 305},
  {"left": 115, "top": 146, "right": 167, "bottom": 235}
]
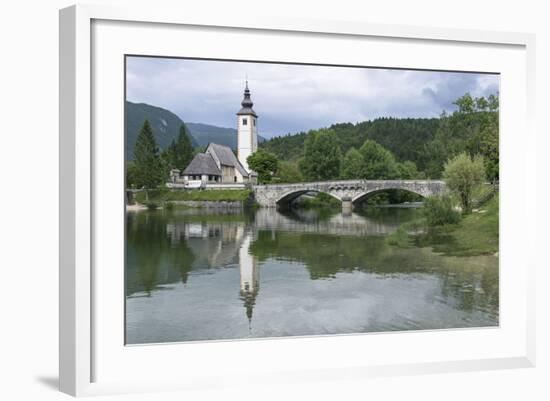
[
  {"left": 207, "top": 143, "right": 249, "bottom": 177},
  {"left": 182, "top": 153, "right": 221, "bottom": 176},
  {"left": 236, "top": 81, "right": 257, "bottom": 117}
]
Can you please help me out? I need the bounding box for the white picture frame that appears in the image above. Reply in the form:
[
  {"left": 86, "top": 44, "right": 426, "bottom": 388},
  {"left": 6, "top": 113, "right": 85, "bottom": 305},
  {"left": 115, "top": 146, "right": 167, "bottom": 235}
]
[{"left": 59, "top": 4, "right": 536, "bottom": 397}]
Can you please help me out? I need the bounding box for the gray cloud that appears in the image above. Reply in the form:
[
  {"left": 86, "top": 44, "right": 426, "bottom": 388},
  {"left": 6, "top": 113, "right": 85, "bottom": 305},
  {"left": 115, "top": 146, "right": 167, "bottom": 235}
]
[{"left": 126, "top": 57, "right": 499, "bottom": 138}]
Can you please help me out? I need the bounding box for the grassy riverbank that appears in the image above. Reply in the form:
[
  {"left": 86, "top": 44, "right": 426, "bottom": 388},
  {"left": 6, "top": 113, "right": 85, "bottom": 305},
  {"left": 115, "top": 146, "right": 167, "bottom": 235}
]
[
  {"left": 388, "top": 194, "right": 499, "bottom": 257},
  {"left": 134, "top": 188, "right": 252, "bottom": 203}
]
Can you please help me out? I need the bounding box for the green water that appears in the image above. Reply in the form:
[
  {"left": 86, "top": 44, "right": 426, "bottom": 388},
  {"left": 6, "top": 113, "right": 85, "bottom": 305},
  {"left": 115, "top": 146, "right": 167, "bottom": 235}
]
[{"left": 125, "top": 207, "right": 498, "bottom": 344}]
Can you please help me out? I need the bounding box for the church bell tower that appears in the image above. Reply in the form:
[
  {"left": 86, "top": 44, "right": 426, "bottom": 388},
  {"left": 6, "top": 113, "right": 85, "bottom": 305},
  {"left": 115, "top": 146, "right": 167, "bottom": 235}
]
[{"left": 236, "top": 81, "right": 258, "bottom": 172}]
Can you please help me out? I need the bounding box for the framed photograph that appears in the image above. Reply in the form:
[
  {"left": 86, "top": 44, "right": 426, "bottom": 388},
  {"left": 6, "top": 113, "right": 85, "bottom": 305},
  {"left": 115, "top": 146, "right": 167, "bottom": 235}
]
[{"left": 59, "top": 4, "right": 536, "bottom": 396}]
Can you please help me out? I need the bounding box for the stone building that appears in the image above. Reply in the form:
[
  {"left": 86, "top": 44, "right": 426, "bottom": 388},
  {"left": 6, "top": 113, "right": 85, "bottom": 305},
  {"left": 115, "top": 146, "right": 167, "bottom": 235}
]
[
  {"left": 180, "top": 142, "right": 252, "bottom": 184},
  {"left": 171, "top": 81, "right": 259, "bottom": 187}
]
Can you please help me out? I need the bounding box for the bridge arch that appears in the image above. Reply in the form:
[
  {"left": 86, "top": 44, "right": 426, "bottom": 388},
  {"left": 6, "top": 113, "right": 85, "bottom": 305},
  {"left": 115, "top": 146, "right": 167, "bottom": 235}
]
[
  {"left": 351, "top": 187, "right": 426, "bottom": 206},
  {"left": 276, "top": 189, "right": 342, "bottom": 207}
]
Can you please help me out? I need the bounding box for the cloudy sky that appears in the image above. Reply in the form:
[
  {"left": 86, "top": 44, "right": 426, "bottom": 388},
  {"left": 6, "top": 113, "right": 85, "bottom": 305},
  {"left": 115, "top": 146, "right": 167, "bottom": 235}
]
[{"left": 126, "top": 56, "right": 499, "bottom": 138}]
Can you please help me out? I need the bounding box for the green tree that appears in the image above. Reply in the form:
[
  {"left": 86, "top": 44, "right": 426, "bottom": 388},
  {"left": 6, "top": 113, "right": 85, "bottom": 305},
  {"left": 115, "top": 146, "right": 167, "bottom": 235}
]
[
  {"left": 487, "top": 93, "right": 499, "bottom": 111},
  {"left": 126, "top": 161, "right": 138, "bottom": 188},
  {"left": 133, "top": 119, "right": 163, "bottom": 189},
  {"left": 172, "top": 124, "right": 194, "bottom": 169},
  {"left": 454, "top": 92, "right": 476, "bottom": 114},
  {"left": 480, "top": 119, "right": 499, "bottom": 181},
  {"left": 299, "top": 129, "right": 342, "bottom": 181},
  {"left": 340, "top": 147, "right": 363, "bottom": 179},
  {"left": 476, "top": 95, "right": 499, "bottom": 181},
  {"left": 421, "top": 111, "right": 453, "bottom": 178},
  {"left": 397, "top": 160, "right": 420, "bottom": 179},
  {"left": 443, "top": 153, "right": 486, "bottom": 213},
  {"left": 161, "top": 124, "right": 195, "bottom": 176},
  {"left": 451, "top": 92, "right": 499, "bottom": 174},
  {"left": 275, "top": 161, "right": 303, "bottom": 183},
  {"left": 420, "top": 93, "right": 499, "bottom": 179},
  {"left": 247, "top": 149, "right": 279, "bottom": 183},
  {"left": 160, "top": 146, "right": 174, "bottom": 180},
  {"left": 358, "top": 139, "right": 398, "bottom": 179}
]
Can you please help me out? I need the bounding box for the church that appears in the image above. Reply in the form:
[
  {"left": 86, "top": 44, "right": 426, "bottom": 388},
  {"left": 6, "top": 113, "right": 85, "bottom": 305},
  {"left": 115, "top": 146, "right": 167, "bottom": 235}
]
[{"left": 169, "top": 82, "right": 259, "bottom": 187}]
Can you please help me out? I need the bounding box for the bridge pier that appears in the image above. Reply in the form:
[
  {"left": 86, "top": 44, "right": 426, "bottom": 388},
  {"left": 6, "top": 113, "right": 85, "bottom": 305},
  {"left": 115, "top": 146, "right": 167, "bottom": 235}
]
[
  {"left": 126, "top": 190, "right": 136, "bottom": 205},
  {"left": 341, "top": 196, "right": 353, "bottom": 215}
]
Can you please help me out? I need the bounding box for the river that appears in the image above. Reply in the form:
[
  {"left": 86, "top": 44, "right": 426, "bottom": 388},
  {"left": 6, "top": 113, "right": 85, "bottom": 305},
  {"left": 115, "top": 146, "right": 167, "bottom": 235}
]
[{"left": 125, "top": 206, "right": 498, "bottom": 344}]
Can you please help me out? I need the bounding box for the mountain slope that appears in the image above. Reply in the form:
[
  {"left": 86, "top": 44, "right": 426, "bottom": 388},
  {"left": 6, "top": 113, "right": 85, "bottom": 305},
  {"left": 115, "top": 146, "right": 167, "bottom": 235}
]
[
  {"left": 126, "top": 101, "right": 198, "bottom": 160},
  {"left": 185, "top": 122, "right": 238, "bottom": 149},
  {"left": 260, "top": 118, "right": 440, "bottom": 165},
  {"left": 186, "top": 122, "right": 267, "bottom": 149}
]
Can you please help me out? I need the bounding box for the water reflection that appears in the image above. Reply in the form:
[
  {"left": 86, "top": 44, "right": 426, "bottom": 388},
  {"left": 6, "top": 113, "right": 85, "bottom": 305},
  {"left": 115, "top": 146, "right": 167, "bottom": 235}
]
[
  {"left": 125, "top": 207, "right": 498, "bottom": 344},
  {"left": 239, "top": 234, "right": 259, "bottom": 326},
  {"left": 255, "top": 207, "right": 418, "bottom": 236}
]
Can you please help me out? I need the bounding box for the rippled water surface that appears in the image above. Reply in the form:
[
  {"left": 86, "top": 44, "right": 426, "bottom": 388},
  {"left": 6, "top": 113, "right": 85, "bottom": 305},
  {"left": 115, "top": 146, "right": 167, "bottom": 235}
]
[{"left": 125, "top": 207, "right": 498, "bottom": 344}]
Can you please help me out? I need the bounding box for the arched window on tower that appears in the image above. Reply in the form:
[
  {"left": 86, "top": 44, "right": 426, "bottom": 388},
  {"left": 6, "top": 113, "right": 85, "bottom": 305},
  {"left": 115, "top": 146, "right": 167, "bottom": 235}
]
[{"left": 242, "top": 118, "right": 248, "bottom": 126}]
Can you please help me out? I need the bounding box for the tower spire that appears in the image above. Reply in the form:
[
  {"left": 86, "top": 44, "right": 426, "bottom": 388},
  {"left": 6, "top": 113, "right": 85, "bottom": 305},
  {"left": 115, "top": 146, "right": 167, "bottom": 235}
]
[
  {"left": 238, "top": 80, "right": 256, "bottom": 116},
  {"left": 236, "top": 79, "right": 258, "bottom": 174}
]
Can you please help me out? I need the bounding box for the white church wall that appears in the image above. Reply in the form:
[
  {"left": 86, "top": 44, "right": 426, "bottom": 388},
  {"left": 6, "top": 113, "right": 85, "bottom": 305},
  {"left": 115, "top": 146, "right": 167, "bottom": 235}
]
[{"left": 237, "top": 114, "right": 255, "bottom": 172}]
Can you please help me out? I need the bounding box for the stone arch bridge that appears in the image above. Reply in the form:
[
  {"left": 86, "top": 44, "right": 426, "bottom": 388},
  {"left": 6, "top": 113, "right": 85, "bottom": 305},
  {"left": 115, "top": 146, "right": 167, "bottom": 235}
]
[{"left": 253, "top": 180, "right": 446, "bottom": 210}]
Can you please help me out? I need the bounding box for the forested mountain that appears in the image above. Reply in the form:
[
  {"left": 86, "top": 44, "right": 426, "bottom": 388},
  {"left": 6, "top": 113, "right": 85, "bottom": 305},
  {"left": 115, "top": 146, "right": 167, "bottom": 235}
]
[
  {"left": 126, "top": 102, "right": 197, "bottom": 160},
  {"left": 126, "top": 101, "right": 266, "bottom": 159},
  {"left": 260, "top": 118, "right": 440, "bottom": 172},
  {"left": 259, "top": 92, "right": 499, "bottom": 181},
  {"left": 186, "top": 122, "right": 267, "bottom": 149}
]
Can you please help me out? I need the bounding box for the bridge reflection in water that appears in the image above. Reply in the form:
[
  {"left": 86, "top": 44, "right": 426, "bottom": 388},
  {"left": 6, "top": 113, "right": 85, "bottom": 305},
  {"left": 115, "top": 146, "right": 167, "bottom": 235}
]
[
  {"left": 125, "top": 207, "right": 498, "bottom": 344},
  {"left": 161, "top": 208, "right": 398, "bottom": 324},
  {"left": 163, "top": 207, "right": 415, "bottom": 315},
  {"left": 254, "top": 208, "right": 407, "bottom": 237}
]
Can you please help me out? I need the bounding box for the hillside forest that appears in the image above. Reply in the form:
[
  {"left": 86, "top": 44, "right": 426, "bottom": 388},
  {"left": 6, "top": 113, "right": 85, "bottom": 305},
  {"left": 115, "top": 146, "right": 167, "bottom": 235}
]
[{"left": 258, "top": 92, "right": 498, "bottom": 184}]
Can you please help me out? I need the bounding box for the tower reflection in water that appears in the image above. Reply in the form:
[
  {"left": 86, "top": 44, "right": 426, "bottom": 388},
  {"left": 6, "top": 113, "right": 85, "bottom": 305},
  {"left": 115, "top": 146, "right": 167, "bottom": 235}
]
[
  {"left": 165, "top": 218, "right": 260, "bottom": 326},
  {"left": 161, "top": 208, "right": 407, "bottom": 329},
  {"left": 238, "top": 233, "right": 259, "bottom": 328},
  {"left": 127, "top": 208, "right": 499, "bottom": 344}
]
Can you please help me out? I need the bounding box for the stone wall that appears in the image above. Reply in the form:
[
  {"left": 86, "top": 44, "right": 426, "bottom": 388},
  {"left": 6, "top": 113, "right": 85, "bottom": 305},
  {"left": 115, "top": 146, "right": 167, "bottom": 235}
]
[{"left": 170, "top": 200, "right": 245, "bottom": 209}]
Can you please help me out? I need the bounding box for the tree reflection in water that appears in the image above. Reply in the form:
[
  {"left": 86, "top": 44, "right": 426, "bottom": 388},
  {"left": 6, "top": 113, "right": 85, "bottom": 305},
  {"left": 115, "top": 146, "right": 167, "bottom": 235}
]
[{"left": 125, "top": 207, "right": 498, "bottom": 343}]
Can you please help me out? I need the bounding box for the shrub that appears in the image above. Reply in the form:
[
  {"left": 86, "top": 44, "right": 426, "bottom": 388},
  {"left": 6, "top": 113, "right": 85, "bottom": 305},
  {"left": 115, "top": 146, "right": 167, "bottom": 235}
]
[
  {"left": 443, "top": 153, "right": 486, "bottom": 213},
  {"left": 423, "top": 195, "right": 461, "bottom": 226},
  {"left": 164, "top": 201, "right": 175, "bottom": 211},
  {"left": 275, "top": 161, "right": 303, "bottom": 183}
]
